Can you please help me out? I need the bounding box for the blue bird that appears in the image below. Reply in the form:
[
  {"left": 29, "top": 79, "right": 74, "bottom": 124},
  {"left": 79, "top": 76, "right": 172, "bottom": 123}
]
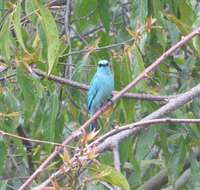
[{"left": 87, "top": 59, "right": 114, "bottom": 131}]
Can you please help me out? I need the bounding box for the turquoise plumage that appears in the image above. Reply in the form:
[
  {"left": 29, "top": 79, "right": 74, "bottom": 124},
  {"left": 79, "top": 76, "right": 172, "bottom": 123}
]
[{"left": 87, "top": 60, "right": 114, "bottom": 130}]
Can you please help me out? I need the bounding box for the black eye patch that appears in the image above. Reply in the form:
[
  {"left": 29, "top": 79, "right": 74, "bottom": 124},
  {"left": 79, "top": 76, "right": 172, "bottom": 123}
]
[{"left": 98, "top": 63, "right": 109, "bottom": 67}]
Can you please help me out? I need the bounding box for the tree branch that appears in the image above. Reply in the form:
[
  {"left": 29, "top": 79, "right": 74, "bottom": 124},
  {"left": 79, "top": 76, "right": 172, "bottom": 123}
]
[
  {"left": 19, "top": 26, "right": 200, "bottom": 190},
  {"left": 32, "top": 68, "right": 176, "bottom": 102},
  {"left": 137, "top": 151, "right": 200, "bottom": 190},
  {"left": 63, "top": 0, "right": 72, "bottom": 78},
  {"left": 162, "top": 168, "right": 191, "bottom": 190},
  {"left": 95, "top": 83, "right": 200, "bottom": 153},
  {"left": 34, "top": 117, "right": 200, "bottom": 189},
  {"left": 0, "top": 129, "right": 66, "bottom": 147},
  {"left": 112, "top": 143, "right": 121, "bottom": 172},
  {"left": 137, "top": 169, "right": 168, "bottom": 190},
  {"left": 0, "top": 73, "right": 16, "bottom": 82}
]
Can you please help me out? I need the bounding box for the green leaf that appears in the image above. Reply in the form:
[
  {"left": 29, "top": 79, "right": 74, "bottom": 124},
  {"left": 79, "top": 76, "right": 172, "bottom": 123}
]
[
  {"left": 0, "top": 15, "right": 12, "bottom": 59},
  {"left": 136, "top": 128, "right": 157, "bottom": 161},
  {"left": 0, "top": 0, "right": 5, "bottom": 11},
  {"left": 74, "top": 0, "right": 98, "bottom": 32},
  {"left": 1, "top": 90, "right": 21, "bottom": 132},
  {"left": 159, "top": 129, "right": 170, "bottom": 164},
  {"left": 165, "top": 13, "right": 191, "bottom": 35},
  {"left": 192, "top": 16, "right": 200, "bottom": 57},
  {"left": 0, "top": 140, "right": 7, "bottom": 175},
  {"left": 12, "top": 2, "right": 26, "bottom": 51},
  {"left": 25, "top": 0, "right": 38, "bottom": 24},
  {"left": 130, "top": 156, "right": 142, "bottom": 186},
  {"left": 190, "top": 151, "right": 200, "bottom": 187},
  {"left": 136, "top": 0, "right": 148, "bottom": 23},
  {"left": 113, "top": 55, "right": 135, "bottom": 122},
  {"left": 43, "top": 92, "right": 59, "bottom": 141},
  {"left": 167, "top": 137, "right": 187, "bottom": 185},
  {"left": 119, "top": 138, "right": 132, "bottom": 164},
  {"left": 193, "top": 36, "right": 200, "bottom": 57},
  {"left": 88, "top": 163, "right": 130, "bottom": 190},
  {"left": 133, "top": 45, "right": 146, "bottom": 91},
  {"left": 31, "top": 90, "right": 59, "bottom": 153},
  {"left": 33, "top": 0, "right": 60, "bottom": 75},
  {"left": 141, "top": 159, "right": 164, "bottom": 167},
  {"left": 97, "top": 0, "right": 111, "bottom": 32},
  {"left": 0, "top": 180, "right": 7, "bottom": 190},
  {"left": 16, "top": 65, "right": 42, "bottom": 118},
  {"left": 179, "top": 0, "right": 194, "bottom": 27},
  {"left": 3, "top": 90, "right": 21, "bottom": 112}
]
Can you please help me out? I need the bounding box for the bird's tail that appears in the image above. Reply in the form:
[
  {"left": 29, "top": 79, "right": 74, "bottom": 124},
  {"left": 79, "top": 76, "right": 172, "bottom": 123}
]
[{"left": 89, "top": 121, "right": 97, "bottom": 132}]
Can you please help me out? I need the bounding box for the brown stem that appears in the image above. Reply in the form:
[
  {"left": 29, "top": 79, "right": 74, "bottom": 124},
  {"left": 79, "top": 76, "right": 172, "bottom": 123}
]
[
  {"left": 33, "top": 68, "right": 176, "bottom": 102},
  {"left": 19, "top": 26, "right": 200, "bottom": 190}
]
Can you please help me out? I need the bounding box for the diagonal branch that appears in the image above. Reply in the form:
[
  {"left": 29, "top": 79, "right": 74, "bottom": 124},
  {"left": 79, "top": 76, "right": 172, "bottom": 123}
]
[
  {"left": 137, "top": 151, "right": 200, "bottom": 190},
  {"left": 19, "top": 26, "right": 200, "bottom": 190},
  {"left": 34, "top": 117, "right": 200, "bottom": 189},
  {"left": 95, "top": 83, "right": 200, "bottom": 153},
  {"left": 162, "top": 168, "right": 191, "bottom": 190}
]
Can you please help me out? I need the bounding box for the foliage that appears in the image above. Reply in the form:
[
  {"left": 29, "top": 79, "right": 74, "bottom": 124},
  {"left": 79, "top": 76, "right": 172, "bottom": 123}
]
[{"left": 1, "top": 0, "right": 200, "bottom": 189}]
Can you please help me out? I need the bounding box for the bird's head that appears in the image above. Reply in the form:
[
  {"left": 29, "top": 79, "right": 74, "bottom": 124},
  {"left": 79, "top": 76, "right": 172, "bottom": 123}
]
[
  {"left": 98, "top": 59, "right": 109, "bottom": 67},
  {"left": 97, "top": 60, "right": 111, "bottom": 73}
]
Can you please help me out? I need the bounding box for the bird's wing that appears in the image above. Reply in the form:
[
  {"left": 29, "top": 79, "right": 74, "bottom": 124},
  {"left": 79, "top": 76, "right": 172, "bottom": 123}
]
[{"left": 87, "top": 74, "right": 100, "bottom": 111}]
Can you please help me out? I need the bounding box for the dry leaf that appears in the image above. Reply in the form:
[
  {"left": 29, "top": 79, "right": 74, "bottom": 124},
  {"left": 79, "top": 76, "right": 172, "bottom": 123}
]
[
  {"left": 59, "top": 148, "right": 71, "bottom": 165},
  {"left": 81, "top": 130, "right": 99, "bottom": 145}
]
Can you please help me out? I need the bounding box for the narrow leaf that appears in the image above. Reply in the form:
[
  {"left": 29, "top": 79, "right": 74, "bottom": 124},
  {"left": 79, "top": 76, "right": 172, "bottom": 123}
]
[
  {"left": 0, "top": 140, "right": 7, "bottom": 175},
  {"left": 165, "top": 13, "right": 191, "bottom": 35},
  {"left": 0, "top": 15, "right": 12, "bottom": 59},
  {"left": 0, "top": 180, "right": 7, "bottom": 190},
  {"left": 12, "top": 3, "right": 26, "bottom": 51},
  {"left": 33, "top": 0, "right": 60, "bottom": 75},
  {"left": 167, "top": 137, "right": 187, "bottom": 185},
  {"left": 190, "top": 151, "right": 200, "bottom": 187},
  {"left": 97, "top": 0, "right": 111, "bottom": 32},
  {"left": 88, "top": 163, "right": 130, "bottom": 190}
]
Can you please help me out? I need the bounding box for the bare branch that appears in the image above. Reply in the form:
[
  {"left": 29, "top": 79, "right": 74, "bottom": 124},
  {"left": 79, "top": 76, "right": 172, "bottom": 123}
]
[
  {"left": 64, "top": 38, "right": 134, "bottom": 57},
  {"left": 96, "top": 84, "right": 200, "bottom": 153},
  {"left": 0, "top": 129, "right": 74, "bottom": 148},
  {"left": 47, "top": 0, "right": 66, "bottom": 6},
  {"left": 19, "top": 26, "right": 200, "bottom": 190},
  {"left": 63, "top": 0, "right": 73, "bottom": 78},
  {"left": 92, "top": 117, "right": 200, "bottom": 148},
  {"left": 112, "top": 143, "right": 121, "bottom": 172},
  {"left": 32, "top": 68, "right": 175, "bottom": 102},
  {"left": 162, "top": 168, "right": 191, "bottom": 190},
  {"left": 137, "top": 169, "right": 168, "bottom": 190},
  {"left": 137, "top": 151, "right": 200, "bottom": 190},
  {"left": 0, "top": 73, "right": 16, "bottom": 82},
  {"left": 34, "top": 117, "right": 200, "bottom": 189}
]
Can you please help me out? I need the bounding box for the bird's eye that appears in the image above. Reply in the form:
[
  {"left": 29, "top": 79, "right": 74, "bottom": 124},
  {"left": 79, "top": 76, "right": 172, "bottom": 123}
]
[{"left": 99, "top": 63, "right": 109, "bottom": 67}]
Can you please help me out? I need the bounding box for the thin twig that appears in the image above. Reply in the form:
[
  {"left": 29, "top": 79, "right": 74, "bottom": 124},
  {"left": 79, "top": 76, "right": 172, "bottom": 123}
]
[
  {"left": 0, "top": 129, "right": 74, "bottom": 148},
  {"left": 63, "top": 0, "right": 72, "bottom": 78},
  {"left": 0, "top": 73, "right": 16, "bottom": 82},
  {"left": 62, "top": 38, "right": 134, "bottom": 57},
  {"left": 112, "top": 143, "right": 121, "bottom": 172},
  {"left": 91, "top": 117, "right": 200, "bottom": 147}
]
